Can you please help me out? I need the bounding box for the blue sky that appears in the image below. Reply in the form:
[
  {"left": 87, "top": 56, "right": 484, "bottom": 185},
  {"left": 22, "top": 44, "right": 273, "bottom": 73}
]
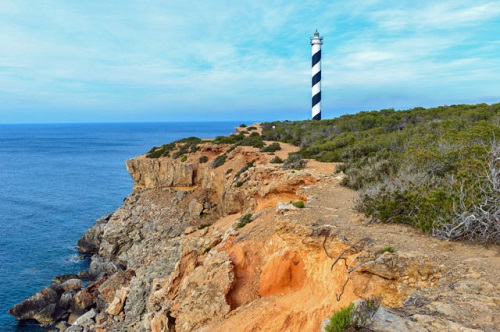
[{"left": 1, "top": 0, "right": 499, "bottom": 123}]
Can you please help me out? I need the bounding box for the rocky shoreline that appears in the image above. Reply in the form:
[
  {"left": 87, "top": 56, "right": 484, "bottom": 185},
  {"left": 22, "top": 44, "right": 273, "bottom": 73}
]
[
  {"left": 8, "top": 139, "right": 317, "bottom": 331},
  {"left": 9, "top": 133, "right": 499, "bottom": 332}
]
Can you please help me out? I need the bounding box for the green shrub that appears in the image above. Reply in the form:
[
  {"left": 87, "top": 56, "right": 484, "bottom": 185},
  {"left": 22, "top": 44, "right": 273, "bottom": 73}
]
[
  {"left": 180, "top": 155, "right": 187, "bottom": 162},
  {"left": 236, "top": 181, "right": 243, "bottom": 187},
  {"left": 235, "top": 161, "right": 255, "bottom": 179},
  {"left": 261, "top": 103, "right": 500, "bottom": 244},
  {"left": 325, "top": 303, "right": 355, "bottom": 332},
  {"left": 377, "top": 246, "right": 394, "bottom": 254},
  {"left": 146, "top": 142, "right": 176, "bottom": 158},
  {"left": 292, "top": 201, "right": 305, "bottom": 208},
  {"left": 247, "top": 126, "right": 257, "bottom": 131},
  {"left": 211, "top": 154, "right": 227, "bottom": 168},
  {"left": 237, "top": 213, "right": 253, "bottom": 228},
  {"left": 239, "top": 123, "right": 247, "bottom": 127},
  {"left": 198, "top": 223, "right": 212, "bottom": 230},
  {"left": 270, "top": 156, "right": 283, "bottom": 163},
  {"left": 260, "top": 142, "right": 282, "bottom": 152},
  {"left": 282, "top": 153, "right": 307, "bottom": 170},
  {"left": 199, "top": 155, "right": 209, "bottom": 163}
]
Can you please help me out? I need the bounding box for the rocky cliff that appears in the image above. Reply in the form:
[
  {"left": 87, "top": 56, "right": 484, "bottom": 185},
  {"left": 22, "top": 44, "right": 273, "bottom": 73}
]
[{"left": 9, "top": 129, "right": 500, "bottom": 332}]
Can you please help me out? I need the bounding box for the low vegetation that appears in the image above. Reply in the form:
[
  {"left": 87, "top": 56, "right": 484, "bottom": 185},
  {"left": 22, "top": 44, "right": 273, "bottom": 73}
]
[
  {"left": 377, "top": 246, "right": 394, "bottom": 254},
  {"left": 146, "top": 137, "right": 202, "bottom": 158},
  {"left": 198, "top": 223, "right": 212, "bottom": 230},
  {"left": 260, "top": 142, "right": 281, "bottom": 152},
  {"left": 292, "top": 201, "right": 305, "bottom": 208},
  {"left": 144, "top": 103, "right": 499, "bottom": 244},
  {"left": 213, "top": 132, "right": 265, "bottom": 148},
  {"left": 211, "top": 154, "right": 227, "bottom": 168},
  {"left": 325, "top": 303, "right": 355, "bottom": 332},
  {"left": 262, "top": 103, "right": 500, "bottom": 244},
  {"left": 237, "top": 213, "right": 253, "bottom": 228}
]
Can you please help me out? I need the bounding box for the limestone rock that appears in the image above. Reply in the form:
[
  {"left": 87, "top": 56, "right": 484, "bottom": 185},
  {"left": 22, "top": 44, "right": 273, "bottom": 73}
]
[
  {"left": 72, "top": 308, "right": 97, "bottom": 327},
  {"left": 88, "top": 255, "right": 123, "bottom": 280},
  {"left": 170, "top": 251, "right": 235, "bottom": 332},
  {"left": 77, "top": 214, "right": 112, "bottom": 254},
  {"left": 58, "top": 290, "right": 77, "bottom": 311},
  {"left": 106, "top": 287, "right": 129, "bottom": 316},
  {"left": 126, "top": 157, "right": 200, "bottom": 190},
  {"left": 70, "top": 278, "right": 107, "bottom": 320},
  {"left": 357, "top": 252, "right": 400, "bottom": 279},
  {"left": 8, "top": 286, "right": 62, "bottom": 325},
  {"left": 61, "top": 279, "right": 83, "bottom": 291},
  {"left": 98, "top": 269, "right": 135, "bottom": 303},
  {"left": 188, "top": 199, "right": 204, "bottom": 218}
]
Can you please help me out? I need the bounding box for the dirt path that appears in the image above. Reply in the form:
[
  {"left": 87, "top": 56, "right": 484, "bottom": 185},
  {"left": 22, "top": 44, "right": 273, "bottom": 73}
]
[
  {"left": 209, "top": 126, "right": 500, "bottom": 331},
  {"left": 296, "top": 161, "right": 500, "bottom": 331}
]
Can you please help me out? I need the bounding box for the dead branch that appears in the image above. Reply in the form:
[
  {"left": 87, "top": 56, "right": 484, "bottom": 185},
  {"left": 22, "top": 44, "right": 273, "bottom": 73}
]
[
  {"left": 330, "top": 237, "right": 371, "bottom": 271},
  {"left": 323, "top": 233, "right": 333, "bottom": 259},
  {"left": 336, "top": 277, "right": 350, "bottom": 301}
]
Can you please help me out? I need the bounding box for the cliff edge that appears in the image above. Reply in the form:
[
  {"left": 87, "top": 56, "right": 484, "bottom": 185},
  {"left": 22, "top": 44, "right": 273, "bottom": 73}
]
[{"left": 9, "top": 125, "right": 500, "bottom": 332}]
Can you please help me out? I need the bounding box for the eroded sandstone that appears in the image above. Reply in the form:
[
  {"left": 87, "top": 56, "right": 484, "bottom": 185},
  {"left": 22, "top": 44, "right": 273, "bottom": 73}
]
[{"left": 9, "top": 130, "right": 500, "bottom": 332}]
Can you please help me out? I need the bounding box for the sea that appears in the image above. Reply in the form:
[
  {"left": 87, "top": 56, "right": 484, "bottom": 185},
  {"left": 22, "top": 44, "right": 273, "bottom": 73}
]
[{"left": 0, "top": 122, "right": 243, "bottom": 331}]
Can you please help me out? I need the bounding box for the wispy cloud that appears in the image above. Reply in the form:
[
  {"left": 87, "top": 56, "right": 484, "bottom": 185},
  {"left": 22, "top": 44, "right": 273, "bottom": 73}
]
[{"left": 0, "top": 0, "right": 499, "bottom": 122}]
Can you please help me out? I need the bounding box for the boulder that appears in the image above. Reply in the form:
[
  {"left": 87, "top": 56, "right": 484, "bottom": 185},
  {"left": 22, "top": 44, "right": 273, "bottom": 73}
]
[
  {"left": 70, "top": 278, "right": 107, "bottom": 323},
  {"left": 88, "top": 255, "right": 124, "bottom": 280},
  {"left": 8, "top": 286, "right": 63, "bottom": 325},
  {"left": 58, "top": 290, "right": 77, "bottom": 311},
  {"left": 52, "top": 274, "right": 80, "bottom": 283},
  {"left": 72, "top": 308, "right": 97, "bottom": 328},
  {"left": 98, "top": 269, "right": 135, "bottom": 302},
  {"left": 106, "top": 287, "right": 129, "bottom": 316},
  {"left": 77, "top": 214, "right": 112, "bottom": 254},
  {"left": 61, "top": 279, "right": 84, "bottom": 291}
]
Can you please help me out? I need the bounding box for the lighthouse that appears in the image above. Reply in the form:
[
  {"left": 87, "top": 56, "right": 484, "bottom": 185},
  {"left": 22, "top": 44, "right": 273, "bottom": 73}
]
[{"left": 310, "top": 30, "right": 323, "bottom": 120}]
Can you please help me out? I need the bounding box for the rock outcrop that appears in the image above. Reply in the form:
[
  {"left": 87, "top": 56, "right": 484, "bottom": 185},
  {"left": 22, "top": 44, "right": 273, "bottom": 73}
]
[{"left": 9, "top": 130, "right": 500, "bottom": 332}]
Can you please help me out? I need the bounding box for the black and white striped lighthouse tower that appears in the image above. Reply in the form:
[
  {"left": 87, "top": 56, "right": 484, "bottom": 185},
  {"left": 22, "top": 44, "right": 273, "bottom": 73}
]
[{"left": 310, "top": 30, "right": 323, "bottom": 120}]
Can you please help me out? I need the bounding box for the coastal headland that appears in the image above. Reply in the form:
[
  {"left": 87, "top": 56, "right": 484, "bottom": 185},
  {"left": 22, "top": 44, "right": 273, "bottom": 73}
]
[{"left": 9, "top": 123, "right": 499, "bottom": 332}]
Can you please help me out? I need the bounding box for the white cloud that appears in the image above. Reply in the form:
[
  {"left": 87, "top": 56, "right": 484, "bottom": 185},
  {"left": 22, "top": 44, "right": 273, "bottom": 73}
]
[{"left": 0, "top": 0, "right": 499, "bottom": 122}]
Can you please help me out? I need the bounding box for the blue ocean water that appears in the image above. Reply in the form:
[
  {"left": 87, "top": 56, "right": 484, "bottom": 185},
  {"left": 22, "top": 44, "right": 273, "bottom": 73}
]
[{"left": 0, "top": 122, "right": 241, "bottom": 331}]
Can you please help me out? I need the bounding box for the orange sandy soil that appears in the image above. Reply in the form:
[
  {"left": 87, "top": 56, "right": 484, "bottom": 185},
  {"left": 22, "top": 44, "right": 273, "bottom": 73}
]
[{"left": 199, "top": 124, "right": 499, "bottom": 332}]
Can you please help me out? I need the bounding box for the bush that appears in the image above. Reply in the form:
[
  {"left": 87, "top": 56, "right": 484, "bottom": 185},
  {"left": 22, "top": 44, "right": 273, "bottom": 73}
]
[
  {"left": 237, "top": 213, "right": 253, "bottom": 228},
  {"left": 235, "top": 161, "right": 255, "bottom": 179},
  {"left": 211, "top": 154, "right": 227, "bottom": 168},
  {"left": 213, "top": 133, "right": 264, "bottom": 148},
  {"left": 239, "top": 123, "right": 247, "bottom": 127},
  {"left": 292, "top": 201, "right": 305, "bottom": 208},
  {"left": 247, "top": 126, "right": 257, "bottom": 131},
  {"left": 199, "top": 155, "right": 208, "bottom": 163},
  {"left": 180, "top": 155, "right": 187, "bottom": 162},
  {"left": 198, "top": 223, "right": 212, "bottom": 229},
  {"left": 325, "top": 303, "right": 355, "bottom": 332},
  {"left": 260, "top": 142, "right": 281, "bottom": 152},
  {"left": 377, "top": 246, "right": 394, "bottom": 254},
  {"left": 270, "top": 156, "right": 283, "bottom": 164},
  {"left": 282, "top": 153, "right": 307, "bottom": 170}
]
